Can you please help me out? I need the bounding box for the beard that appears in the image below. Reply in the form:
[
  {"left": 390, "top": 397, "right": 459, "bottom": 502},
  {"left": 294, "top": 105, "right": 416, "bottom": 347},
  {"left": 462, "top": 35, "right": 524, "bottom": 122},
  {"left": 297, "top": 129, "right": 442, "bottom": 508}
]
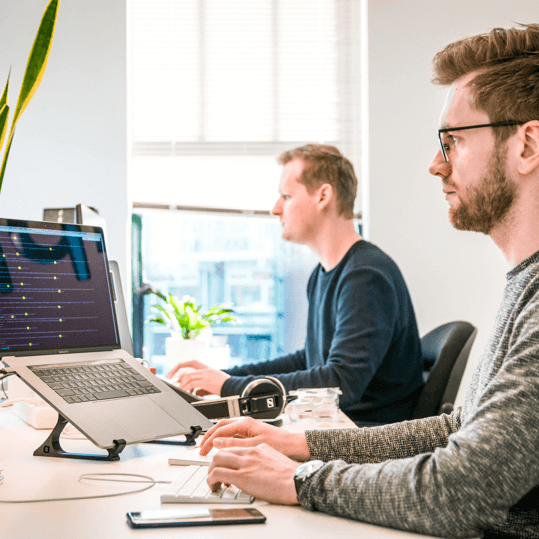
[{"left": 448, "top": 144, "right": 517, "bottom": 235}]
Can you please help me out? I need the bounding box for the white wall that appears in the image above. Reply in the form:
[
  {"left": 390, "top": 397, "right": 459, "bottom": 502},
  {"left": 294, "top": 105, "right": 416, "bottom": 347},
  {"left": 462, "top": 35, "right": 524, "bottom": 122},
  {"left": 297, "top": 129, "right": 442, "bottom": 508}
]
[
  {"left": 368, "top": 0, "right": 538, "bottom": 403},
  {"left": 1, "top": 1, "right": 535, "bottom": 403},
  {"left": 0, "top": 1, "right": 128, "bottom": 287}
]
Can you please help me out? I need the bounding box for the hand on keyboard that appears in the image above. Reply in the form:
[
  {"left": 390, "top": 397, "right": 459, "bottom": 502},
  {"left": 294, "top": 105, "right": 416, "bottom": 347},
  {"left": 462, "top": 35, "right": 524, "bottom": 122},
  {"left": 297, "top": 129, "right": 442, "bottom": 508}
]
[{"left": 207, "top": 444, "right": 300, "bottom": 506}]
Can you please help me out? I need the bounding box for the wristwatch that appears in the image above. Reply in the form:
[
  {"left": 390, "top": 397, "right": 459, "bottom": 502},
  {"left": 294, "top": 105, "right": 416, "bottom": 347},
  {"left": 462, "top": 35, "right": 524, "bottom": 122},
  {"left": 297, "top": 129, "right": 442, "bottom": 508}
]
[{"left": 294, "top": 459, "right": 325, "bottom": 496}]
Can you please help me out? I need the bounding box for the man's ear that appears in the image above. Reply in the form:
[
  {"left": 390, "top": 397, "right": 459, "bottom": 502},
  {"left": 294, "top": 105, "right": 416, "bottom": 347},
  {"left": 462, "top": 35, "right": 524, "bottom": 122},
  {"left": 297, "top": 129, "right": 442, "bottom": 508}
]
[
  {"left": 317, "top": 183, "right": 334, "bottom": 211},
  {"left": 516, "top": 121, "right": 539, "bottom": 175}
]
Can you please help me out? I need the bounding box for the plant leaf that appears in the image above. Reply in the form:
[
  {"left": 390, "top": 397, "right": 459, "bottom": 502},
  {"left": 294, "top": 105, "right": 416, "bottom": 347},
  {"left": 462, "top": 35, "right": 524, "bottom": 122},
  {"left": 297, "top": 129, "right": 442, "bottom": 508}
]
[
  {"left": 0, "top": 134, "right": 14, "bottom": 193},
  {"left": 0, "top": 104, "right": 9, "bottom": 156},
  {"left": 0, "top": 73, "right": 10, "bottom": 192},
  {"left": 0, "top": 71, "right": 9, "bottom": 110},
  {"left": 11, "top": 0, "right": 60, "bottom": 130},
  {"left": 0, "top": 0, "right": 60, "bottom": 193}
]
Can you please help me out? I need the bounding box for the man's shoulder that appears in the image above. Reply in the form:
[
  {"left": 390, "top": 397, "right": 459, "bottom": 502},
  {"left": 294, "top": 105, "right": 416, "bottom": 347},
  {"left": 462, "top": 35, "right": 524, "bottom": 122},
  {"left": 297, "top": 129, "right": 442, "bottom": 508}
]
[{"left": 343, "top": 241, "right": 402, "bottom": 277}]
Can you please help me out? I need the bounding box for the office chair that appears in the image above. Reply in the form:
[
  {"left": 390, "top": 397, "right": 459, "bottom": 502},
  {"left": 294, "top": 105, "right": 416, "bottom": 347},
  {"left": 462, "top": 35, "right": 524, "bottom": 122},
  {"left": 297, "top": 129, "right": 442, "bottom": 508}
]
[{"left": 411, "top": 321, "right": 477, "bottom": 420}]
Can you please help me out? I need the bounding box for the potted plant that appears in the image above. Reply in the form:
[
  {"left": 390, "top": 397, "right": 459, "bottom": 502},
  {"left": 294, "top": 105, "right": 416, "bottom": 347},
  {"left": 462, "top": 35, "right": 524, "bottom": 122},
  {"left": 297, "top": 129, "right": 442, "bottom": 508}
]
[
  {"left": 0, "top": 0, "right": 60, "bottom": 193},
  {"left": 145, "top": 286, "right": 235, "bottom": 370}
]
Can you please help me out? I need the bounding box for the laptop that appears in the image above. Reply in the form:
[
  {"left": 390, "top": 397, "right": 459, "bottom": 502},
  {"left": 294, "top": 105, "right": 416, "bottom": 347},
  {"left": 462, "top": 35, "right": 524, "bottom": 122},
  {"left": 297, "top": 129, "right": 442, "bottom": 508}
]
[
  {"left": 108, "top": 260, "right": 134, "bottom": 357},
  {"left": 0, "top": 218, "right": 213, "bottom": 451}
]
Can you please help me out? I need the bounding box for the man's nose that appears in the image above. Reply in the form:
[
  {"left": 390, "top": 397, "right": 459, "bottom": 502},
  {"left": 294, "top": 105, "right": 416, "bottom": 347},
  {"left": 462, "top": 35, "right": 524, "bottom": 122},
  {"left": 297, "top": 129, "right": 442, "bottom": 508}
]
[{"left": 429, "top": 149, "right": 451, "bottom": 178}]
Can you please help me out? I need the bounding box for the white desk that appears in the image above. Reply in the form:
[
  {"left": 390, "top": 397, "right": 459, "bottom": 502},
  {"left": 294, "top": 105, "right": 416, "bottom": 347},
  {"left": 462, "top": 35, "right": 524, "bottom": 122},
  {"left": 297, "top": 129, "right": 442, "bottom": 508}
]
[{"left": 0, "top": 410, "right": 437, "bottom": 539}]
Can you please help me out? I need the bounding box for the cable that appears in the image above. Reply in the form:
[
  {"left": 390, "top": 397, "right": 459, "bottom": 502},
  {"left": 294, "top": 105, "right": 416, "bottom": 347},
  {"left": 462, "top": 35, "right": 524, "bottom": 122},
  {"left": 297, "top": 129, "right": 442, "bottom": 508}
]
[
  {"left": 0, "top": 473, "right": 170, "bottom": 504},
  {"left": 0, "top": 368, "right": 16, "bottom": 401},
  {"left": 0, "top": 377, "right": 7, "bottom": 400}
]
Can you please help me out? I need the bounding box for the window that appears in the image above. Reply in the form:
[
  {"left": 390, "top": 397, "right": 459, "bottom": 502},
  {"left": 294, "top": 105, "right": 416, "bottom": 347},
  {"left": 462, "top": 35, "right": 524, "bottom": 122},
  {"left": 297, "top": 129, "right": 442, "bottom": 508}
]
[
  {"left": 129, "top": 0, "right": 363, "bottom": 367},
  {"left": 134, "top": 209, "right": 319, "bottom": 373}
]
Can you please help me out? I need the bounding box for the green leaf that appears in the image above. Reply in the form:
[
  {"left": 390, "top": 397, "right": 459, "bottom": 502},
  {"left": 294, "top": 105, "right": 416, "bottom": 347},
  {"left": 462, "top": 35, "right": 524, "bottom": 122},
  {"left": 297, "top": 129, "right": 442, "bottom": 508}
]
[
  {"left": 0, "top": 134, "right": 14, "bottom": 193},
  {"left": 0, "top": 104, "right": 9, "bottom": 156},
  {"left": 11, "top": 0, "right": 60, "bottom": 130},
  {"left": 0, "top": 0, "right": 60, "bottom": 193},
  {"left": 150, "top": 304, "right": 178, "bottom": 331},
  {"left": 0, "top": 71, "right": 9, "bottom": 110}
]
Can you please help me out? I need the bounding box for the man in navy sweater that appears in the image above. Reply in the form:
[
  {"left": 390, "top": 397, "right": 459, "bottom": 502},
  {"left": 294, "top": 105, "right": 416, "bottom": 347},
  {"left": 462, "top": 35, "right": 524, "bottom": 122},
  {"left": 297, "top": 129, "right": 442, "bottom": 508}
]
[{"left": 171, "top": 144, "right": 423, "bottom": 424}]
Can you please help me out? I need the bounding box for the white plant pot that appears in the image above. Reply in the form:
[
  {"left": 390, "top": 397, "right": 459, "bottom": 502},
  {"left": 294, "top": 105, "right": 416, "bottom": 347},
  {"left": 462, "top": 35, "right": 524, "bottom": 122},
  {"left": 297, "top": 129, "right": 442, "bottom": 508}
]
[{"left": 165, "top": 336, "right": 208, "bottom": 372}]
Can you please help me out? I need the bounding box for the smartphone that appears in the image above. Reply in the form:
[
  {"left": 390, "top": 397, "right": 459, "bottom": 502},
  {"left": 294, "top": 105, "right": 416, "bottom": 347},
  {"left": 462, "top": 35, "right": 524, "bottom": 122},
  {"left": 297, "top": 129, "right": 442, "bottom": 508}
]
[{"left": 126, "top": 507, "right": 266, "bottom": 528}]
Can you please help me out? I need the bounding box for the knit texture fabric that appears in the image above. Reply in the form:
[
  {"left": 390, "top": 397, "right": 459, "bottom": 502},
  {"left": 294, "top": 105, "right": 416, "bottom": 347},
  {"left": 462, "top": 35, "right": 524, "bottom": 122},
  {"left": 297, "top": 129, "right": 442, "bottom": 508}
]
[{"left": 301, "top": 251, "right": 539, "bottom": 538}]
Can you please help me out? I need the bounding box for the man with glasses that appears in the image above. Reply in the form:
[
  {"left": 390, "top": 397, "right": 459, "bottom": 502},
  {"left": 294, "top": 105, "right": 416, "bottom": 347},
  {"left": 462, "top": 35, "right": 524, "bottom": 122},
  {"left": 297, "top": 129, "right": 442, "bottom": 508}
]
[{"left": 195, "top": 24, "right": 539, "bottom": 538}]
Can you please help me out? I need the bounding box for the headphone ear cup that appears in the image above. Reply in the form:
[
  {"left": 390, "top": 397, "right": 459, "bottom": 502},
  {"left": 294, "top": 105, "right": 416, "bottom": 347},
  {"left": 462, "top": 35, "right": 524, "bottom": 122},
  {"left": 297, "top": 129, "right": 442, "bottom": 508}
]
[{"left": 240, "top": 377, "right": 286, "bottom": 419}]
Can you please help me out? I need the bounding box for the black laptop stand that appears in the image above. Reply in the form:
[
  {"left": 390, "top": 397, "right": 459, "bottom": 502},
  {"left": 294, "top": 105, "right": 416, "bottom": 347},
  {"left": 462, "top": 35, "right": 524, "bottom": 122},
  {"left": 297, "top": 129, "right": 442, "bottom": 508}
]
[
  {"left": 33, "top": 413, "right": 127, "bottom": 461},
  {"left": 34, "top": 414, "right": 204, "bottom": 461}
]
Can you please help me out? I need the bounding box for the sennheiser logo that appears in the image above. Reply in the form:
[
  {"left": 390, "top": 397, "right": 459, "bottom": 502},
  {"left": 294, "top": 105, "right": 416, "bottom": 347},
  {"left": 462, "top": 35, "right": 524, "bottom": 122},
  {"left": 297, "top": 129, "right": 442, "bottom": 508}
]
[
  {"left": 58, "top": 350, "right": 69, "bottom": 354},
  {"left": 266, "top": 398, "right": 275, "bottom": 408}
]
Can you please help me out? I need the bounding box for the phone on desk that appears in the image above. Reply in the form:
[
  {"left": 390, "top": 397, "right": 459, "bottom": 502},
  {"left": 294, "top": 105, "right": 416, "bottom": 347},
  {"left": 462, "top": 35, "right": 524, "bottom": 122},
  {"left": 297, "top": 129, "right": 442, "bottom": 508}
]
[{"left": 126, "top": 507, "right": 266, "bottom": 528}]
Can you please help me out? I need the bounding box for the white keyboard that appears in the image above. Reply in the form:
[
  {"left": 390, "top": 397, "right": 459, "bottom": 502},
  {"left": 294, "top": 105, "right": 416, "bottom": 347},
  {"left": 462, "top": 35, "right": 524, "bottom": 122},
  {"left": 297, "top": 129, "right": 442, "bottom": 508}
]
[{"left": 161, "top": 465, "right": 254, "bottom": 504}]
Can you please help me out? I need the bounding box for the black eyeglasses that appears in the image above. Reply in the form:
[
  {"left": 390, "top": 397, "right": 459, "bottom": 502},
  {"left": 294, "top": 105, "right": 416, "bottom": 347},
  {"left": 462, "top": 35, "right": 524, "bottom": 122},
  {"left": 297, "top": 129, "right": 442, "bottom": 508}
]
[{"left": 438, "top": 121, "right": 525, "bottom": 162}]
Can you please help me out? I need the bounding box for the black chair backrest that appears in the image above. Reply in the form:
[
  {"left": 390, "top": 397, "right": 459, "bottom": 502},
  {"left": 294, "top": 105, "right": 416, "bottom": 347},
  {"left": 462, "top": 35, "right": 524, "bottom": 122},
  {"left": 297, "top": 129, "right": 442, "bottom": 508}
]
[{"left": 411, "top": 321, "right": 477, "bottom": 420}]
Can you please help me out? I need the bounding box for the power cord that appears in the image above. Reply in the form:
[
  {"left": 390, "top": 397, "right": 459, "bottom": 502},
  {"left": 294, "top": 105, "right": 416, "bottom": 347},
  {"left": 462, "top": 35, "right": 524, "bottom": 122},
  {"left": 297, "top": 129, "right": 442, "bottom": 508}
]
[
  {"left": 0, "top": 369, "right": 15, "bottom": 386},
  {"left": 0, "top": 376, "right": 7, "bottom": 400},
  {"left": 0, "top": 473, "right": 171, "bottom": 503}
]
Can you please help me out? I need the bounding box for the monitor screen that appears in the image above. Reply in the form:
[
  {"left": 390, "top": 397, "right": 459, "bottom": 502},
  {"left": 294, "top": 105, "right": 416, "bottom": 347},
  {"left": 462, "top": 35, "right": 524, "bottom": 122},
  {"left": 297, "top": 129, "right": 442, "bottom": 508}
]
[{"left": 0, "top": 219, "right": 120, "bottom": 357}]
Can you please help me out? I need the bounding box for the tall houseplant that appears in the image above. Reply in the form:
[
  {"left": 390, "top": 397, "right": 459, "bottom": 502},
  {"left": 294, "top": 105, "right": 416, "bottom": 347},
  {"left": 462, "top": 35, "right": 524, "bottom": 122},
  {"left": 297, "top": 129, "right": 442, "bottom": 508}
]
[{"left": 0, "top": 0, "right": 60, "bottom": 194}]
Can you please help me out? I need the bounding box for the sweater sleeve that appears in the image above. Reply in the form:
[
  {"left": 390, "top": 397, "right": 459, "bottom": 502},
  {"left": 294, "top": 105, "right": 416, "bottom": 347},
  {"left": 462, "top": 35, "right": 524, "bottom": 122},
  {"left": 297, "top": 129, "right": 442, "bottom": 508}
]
[
  {"left": 297, "top": 314, "right": 539, "bottom": 537},
  {"left": 305, "top": 408, "right": 462, "bottom": 463},
  {"left": 221, "top": 350, "right": 307, "bottom": 397}
]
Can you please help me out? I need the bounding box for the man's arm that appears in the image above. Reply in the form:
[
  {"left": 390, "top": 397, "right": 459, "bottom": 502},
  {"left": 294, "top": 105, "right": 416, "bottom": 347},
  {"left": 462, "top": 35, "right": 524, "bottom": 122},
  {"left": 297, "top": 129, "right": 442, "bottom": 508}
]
[
  {"left": 226, "top": 268, "right": 415, "bottom": 412},
  {"left": 169, "top": 351, "right": 307, "bottom": 396},
  {"left": 305, "top": 408, "right": 462, "bottom": 463},
  {"left": 223, "top": 349, "right": 307, "bottom": 377},
  {"left": 199, "top": 410, "right": 462, "bottom": 462},
  {"left": 297, "top": 349, "right": 539, "bottom": 537}
]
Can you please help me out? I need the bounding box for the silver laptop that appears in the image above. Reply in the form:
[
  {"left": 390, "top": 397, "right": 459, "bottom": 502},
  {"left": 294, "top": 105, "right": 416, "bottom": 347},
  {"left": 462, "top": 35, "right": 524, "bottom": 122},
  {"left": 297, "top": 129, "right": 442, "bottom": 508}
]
[{"left": 0, "top": 218, "right": 212, "bottom": 450}]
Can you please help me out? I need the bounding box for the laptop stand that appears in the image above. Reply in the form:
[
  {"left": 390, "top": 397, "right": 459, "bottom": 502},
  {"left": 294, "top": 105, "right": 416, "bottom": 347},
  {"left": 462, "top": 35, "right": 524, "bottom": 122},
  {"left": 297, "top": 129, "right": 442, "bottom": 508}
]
[
  {"left": 33, "top": 413, "right": 126, "bottom": 461},
  {"left": 34, "top": 415, "right": 204, "bottom": 460},
  {"left": 144, "top": 425, "right": 203, "bottom": 446}
]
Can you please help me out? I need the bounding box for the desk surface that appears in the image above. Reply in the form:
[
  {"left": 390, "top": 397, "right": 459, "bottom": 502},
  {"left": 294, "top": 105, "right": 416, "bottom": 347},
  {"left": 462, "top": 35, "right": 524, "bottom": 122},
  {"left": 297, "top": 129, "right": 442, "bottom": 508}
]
[{"left": 0, "top": 410, "right": 437, "bottom": 539}]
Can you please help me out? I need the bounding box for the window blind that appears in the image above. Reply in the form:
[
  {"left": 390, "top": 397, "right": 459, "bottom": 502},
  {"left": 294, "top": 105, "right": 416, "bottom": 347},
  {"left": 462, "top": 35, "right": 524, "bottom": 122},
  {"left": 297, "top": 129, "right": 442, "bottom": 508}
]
[{"left": 130, "top": 0, "right": 362, "bottom": 213}]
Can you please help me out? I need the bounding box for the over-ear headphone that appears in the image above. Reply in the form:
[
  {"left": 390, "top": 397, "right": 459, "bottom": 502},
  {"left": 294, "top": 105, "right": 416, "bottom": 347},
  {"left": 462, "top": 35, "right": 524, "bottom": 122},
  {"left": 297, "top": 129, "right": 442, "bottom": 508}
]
[
  {"left": 239, "top": 376, "right": 287, "bottom": 420},
  {"left": 166, "top": 376, "right": 288, "bottom": 422}
]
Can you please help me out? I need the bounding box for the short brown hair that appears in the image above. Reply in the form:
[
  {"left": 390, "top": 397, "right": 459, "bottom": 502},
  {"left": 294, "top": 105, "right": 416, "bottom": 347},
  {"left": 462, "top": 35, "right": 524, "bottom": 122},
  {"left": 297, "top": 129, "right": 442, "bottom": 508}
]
[
  {"left": 277, "top": 144, "right": 357, "bottom": 219},
  {"left": 432, "top": 24, "right": 539, "bottom": 143}
]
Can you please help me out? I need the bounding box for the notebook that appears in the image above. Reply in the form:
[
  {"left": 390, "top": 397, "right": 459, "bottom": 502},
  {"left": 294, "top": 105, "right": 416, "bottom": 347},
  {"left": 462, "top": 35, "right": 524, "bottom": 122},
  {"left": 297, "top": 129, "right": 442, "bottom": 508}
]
[{"left": 0, "top": 218, "right": 213, "bottom": 450}]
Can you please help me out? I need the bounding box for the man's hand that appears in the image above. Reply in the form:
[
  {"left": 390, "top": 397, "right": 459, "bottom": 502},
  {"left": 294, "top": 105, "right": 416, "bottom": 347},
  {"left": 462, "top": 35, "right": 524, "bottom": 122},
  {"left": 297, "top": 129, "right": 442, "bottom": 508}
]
[
  {"left": 207, "top": 444, "right": 300, "bottom": 505},
  {"left": 199, "top": 417, "right": 310, "bottom": 461},
  {"left": 166, "top": 360, "right": 210, "bottom": 379},
  {"left": 166, "top": 360, "right": 230, "bottom": 396}
]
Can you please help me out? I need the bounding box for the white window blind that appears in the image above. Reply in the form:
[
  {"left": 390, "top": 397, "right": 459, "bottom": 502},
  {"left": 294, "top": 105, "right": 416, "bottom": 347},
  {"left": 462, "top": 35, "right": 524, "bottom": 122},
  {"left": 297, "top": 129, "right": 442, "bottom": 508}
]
[{"left": 130, "top": 0, "right": 362, "bottom": 213}]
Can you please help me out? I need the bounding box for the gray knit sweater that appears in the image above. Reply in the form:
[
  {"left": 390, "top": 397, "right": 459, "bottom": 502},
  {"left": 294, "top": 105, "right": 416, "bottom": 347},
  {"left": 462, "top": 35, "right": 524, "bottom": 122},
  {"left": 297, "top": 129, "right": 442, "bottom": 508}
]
[{"left": 299, "top": 251, "right": 539, "bottom": 538}]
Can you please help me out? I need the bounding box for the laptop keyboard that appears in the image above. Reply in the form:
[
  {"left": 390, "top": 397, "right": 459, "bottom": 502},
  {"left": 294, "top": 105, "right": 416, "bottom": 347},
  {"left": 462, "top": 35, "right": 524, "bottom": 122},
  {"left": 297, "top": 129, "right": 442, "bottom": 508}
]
[
  {"left": 161, "top": 465, "right": 254, "bottom": 504},
  {"left": 29, "top": 359, "right": 161, "bottom": 403}
]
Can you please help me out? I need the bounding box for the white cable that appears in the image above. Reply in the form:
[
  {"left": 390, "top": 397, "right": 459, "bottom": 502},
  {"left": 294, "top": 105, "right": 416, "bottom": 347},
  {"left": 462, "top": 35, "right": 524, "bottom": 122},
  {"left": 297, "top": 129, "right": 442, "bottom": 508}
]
[{"left": 0, "top": 473, "right": 170, "bottom": 504}]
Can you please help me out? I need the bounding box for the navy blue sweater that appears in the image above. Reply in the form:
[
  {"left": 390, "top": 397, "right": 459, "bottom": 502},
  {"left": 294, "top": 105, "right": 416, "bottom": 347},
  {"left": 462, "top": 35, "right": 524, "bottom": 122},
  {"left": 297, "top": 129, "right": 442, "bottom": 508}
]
[{"left": 221, "top": 241, "right": 424, "bottom": 424}]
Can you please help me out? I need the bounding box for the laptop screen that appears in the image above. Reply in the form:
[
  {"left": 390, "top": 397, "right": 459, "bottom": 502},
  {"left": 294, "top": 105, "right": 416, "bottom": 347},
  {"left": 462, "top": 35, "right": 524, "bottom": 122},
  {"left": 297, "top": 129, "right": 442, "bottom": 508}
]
[{"left": 0, "top": 218, "right": 120, "bottom": 357}]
